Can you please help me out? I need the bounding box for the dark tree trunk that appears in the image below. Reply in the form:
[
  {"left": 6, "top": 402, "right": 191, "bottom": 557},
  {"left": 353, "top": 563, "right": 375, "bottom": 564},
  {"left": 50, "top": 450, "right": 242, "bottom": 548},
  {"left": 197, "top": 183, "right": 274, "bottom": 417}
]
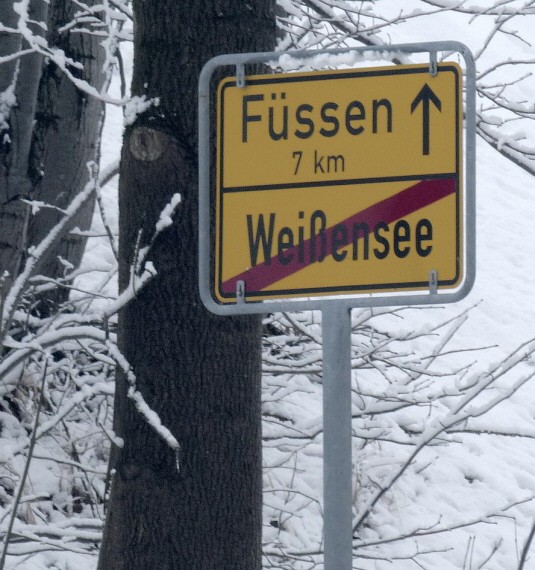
[{"left": 97, "top": 2, "right": 276, "bottom": 569}]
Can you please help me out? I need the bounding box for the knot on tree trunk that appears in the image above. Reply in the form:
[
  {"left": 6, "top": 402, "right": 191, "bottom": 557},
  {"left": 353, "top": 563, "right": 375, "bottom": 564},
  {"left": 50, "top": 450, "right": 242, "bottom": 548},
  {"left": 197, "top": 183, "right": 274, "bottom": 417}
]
[{"left": 129, "top": 127, "right": 171, "bottom": 162}]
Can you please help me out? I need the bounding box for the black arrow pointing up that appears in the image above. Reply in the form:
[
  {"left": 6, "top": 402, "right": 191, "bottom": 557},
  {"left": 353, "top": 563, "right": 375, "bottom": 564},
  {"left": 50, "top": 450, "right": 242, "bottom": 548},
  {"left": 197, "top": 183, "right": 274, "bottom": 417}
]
[{"left": 411, "top": 83, "right": 442, "bottom": 156}]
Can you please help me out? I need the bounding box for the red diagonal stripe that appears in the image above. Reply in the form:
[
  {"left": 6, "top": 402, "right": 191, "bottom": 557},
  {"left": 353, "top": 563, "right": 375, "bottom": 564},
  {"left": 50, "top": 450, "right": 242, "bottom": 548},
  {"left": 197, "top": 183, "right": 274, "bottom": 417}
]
[{"left": 221, "top": 178, "right": 456, "bottom": 294}]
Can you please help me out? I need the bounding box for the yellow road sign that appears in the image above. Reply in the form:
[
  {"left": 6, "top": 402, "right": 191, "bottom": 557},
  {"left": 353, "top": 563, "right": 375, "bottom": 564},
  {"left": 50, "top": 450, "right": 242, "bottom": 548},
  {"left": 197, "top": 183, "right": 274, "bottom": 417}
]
[{"left": 214, "top": 63, "right": 463, "bottom": 304}]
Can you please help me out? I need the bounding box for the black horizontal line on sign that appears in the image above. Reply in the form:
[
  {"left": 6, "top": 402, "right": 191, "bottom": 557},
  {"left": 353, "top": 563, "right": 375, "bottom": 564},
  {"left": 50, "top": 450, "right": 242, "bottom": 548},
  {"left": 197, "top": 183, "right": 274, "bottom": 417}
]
[{"left": 222, "top": 172, "right": 458, "bottom": 193}]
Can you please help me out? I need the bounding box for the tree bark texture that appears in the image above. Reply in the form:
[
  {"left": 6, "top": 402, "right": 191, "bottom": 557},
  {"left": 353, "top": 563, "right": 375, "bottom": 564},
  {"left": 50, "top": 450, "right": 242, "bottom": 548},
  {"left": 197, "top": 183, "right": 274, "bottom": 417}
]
[
  {"left": 98, "top": 2, "right": 276, "bottom": 569},
  {"left": 0, "top": 0, "right": 105, "bottom": 309}
]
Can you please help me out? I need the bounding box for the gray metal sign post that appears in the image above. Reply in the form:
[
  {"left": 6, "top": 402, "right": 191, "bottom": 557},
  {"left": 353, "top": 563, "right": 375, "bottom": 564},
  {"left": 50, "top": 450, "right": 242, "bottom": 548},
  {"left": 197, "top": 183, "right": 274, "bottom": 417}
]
[
  {"left": 198, "top": 42, "right": 475, "bottom": 570},
  {"left": 322, "top": 303, "right": 353, "bottom": 568}
]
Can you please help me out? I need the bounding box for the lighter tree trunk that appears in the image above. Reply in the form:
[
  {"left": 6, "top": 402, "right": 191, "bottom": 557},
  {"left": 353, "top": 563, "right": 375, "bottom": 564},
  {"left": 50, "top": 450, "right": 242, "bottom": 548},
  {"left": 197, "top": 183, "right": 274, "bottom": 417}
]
[
  {"left": 0, "top": 0, "right": 47, "bottom": 296},
  {"left": 0, "top": 0, "right": 106, "bottom": 312}
]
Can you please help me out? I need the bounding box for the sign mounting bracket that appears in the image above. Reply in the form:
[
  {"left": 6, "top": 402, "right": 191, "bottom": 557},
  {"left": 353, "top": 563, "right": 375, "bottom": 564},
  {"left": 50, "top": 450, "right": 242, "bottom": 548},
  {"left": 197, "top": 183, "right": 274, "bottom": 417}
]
[
  {"left": 429, "top": 270, "right": 439, "bottom": 294},
  {"left": 236, "top": 279, "right": 246, "bottom": 304},
  {"left": 236, "top": 64, "right": 245, "bottom": 88},
  {"left": 429, "top": 50, "right": 438, "bottom": 76}
]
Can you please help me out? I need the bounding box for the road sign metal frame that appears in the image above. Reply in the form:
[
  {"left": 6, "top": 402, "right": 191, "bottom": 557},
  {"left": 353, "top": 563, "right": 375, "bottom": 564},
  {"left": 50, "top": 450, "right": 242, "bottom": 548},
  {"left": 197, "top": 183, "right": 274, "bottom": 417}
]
[{"left": 199, "top": 41, "right": 476, "bottom": 316}]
